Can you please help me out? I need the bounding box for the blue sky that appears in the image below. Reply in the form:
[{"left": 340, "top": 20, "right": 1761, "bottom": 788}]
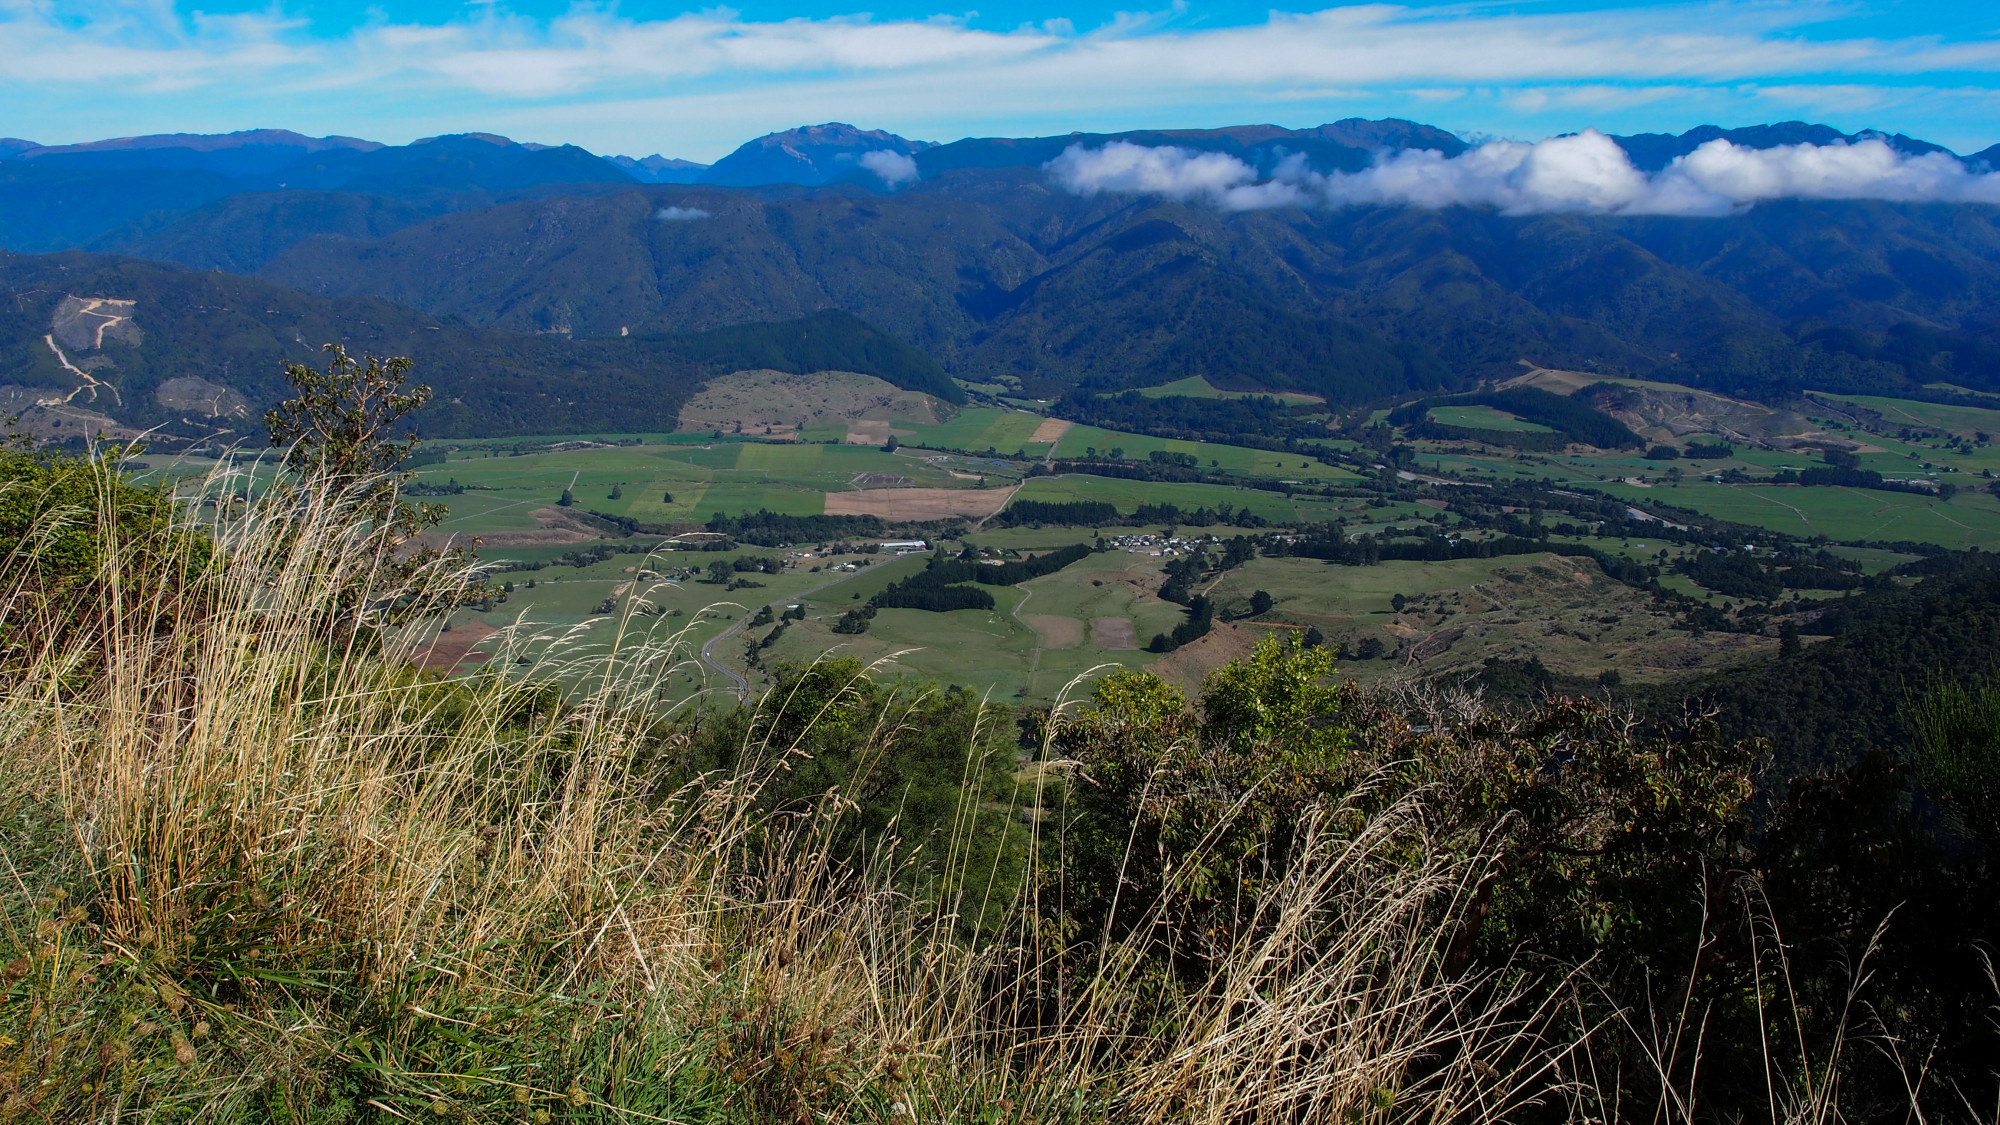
[{"left": 5, "top": 0, "right": 1998, "bottom": 160}]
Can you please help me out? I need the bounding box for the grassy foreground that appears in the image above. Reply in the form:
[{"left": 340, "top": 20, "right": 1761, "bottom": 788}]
[
  {"left": 0, "top": 450, "right": 1561, "bottom": 1121},
  {"left": 0, "top": 439, "right": 1988, "bottom": 1122}
]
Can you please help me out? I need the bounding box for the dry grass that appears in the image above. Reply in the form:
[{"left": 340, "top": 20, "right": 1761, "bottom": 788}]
[{"left": 0, "top": 455, "right": 1650, "bottom": 1122}]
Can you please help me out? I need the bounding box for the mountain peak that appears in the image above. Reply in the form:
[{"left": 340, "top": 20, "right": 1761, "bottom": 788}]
[
  {"left": 700, "top": 124, "right": 935, "bottom": 188},
  {"left": 412, "top": 132, "right": 528, "bottom": 149}
]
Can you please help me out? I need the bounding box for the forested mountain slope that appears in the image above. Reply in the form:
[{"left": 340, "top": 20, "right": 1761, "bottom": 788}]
[
  {"left": 0, "top": 253, "right": 946, "bottom": 438},
  {"left": 7, "top": 118, "right": 2000, "bottom": 411},
  {"left": 253, "top": 178, "right": 2000, "bottom": 405}
]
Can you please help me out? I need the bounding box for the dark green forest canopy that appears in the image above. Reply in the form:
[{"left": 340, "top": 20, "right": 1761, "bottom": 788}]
[
  {"left": 0, "top": 253, "right": 954, "bottom": 437},
  {"left": 8, "top": 190, "right": 2000, "bottom": 440}
]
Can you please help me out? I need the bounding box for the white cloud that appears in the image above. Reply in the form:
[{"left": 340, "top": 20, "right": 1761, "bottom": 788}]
[
  {"left": 859, "top": 149, "right": 919, "bottom": 186},
  {"left": 1658, "top": 137, "right": 2000, "bottom": 207},
  {"left": 656, "top": 205, "right": 711, "bottom": 220},
  {"left": 2, "top": 1, "right": 1998, "bottom": 157},
  {"left": 1047, "top": 132, "right": 2000, "bottom": 216},
  {"left": 1046, "top": 141, "right": 1267, "bottom": 206}
]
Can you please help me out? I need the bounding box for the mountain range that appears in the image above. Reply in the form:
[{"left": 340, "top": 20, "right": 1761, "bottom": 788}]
[{"left": 3, "top": 117, "right": 1999, "bottom": 440}]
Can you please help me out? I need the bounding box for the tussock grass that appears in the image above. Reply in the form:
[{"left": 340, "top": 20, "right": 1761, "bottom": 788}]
[{"left": 0, "top": 455, "right": 1601, "bottom": 1121}]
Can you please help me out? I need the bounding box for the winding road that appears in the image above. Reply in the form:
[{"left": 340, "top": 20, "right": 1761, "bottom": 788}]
[{"left": 696, "top": 565, "right": 897, "bottom": 700}]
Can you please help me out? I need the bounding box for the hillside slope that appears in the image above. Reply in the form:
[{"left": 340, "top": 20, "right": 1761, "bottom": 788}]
[
  {"left": 0, "top": 253, "right": 951, "bottom": 438},
  {"left": 253, "top": 179, "right": 2000, "bottom": 406}
]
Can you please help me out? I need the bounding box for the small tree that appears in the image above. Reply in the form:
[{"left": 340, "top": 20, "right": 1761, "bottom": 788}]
[
  {"left": 263, "top": 344, "right": 474, "bottom": 628},
  {"left": 266, "top": 345, "right": 431, "bottom": 500}
]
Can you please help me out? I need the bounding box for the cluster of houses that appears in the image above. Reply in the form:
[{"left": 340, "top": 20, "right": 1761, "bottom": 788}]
[{"left": 1103, "top": 532, "right": 1214, "bottom": 557}]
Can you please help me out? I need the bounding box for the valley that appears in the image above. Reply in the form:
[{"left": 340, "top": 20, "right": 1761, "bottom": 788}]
[
  {"left": 220, "top": 362, "right": 1982, "bottom": 710},
  {"left": 9, "top": 109, "right": 2000, "bottom": 1119}
]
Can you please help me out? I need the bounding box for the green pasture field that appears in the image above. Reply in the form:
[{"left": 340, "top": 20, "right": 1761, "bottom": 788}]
[
  {"left": 1590, "top": 479, "right": 2000, "bottom": 548},
  {"left": 754, "top": 544, "right": 1184, "bottom": 702},
  {"left": 1827, "top": 545, "right": 1925, "bottom": 572},
  {"left": 1811, "top": 393, "right": 2000, "bottom": 438},
  {"left": 443, "top": 546, "right": 932, "bottom": 697},
  {"left": 1426, "top": 405, "right": 1554, "bottom": 432},
  {"left": 1923, "top": 383, "right": 2000, "bottom": 402},
  {"left": 1218, "top": 554, "right": 1524, "bottom": 625},
  {"left": 1134, "top": 376, "right": 1323, "bottom": 404},
  {"left": 409, "top": 438, "right": 1002, "bottom": 536},
  {"left": 1044, "top": 424, "right": 1359, "bottom": 481},
  {"left": 902, "top": 407, "right": 1053, "bottom": 454}
]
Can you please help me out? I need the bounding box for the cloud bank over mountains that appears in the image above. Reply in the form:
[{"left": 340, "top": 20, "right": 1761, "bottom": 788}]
[{"left": 1046, "top": 132, "right": 2000, "bottom": 216}]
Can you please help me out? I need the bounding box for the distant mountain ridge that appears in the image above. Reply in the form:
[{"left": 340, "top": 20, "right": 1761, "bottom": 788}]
[
  {"left": 916, "top": 119, "right": 1469, "bottom": 178},
  {"left": 609, "top": 154, "right": 709, "bottom": 183},
  {"left": 1610, "top": 121, "right": 1957, "bottom": 171},
  {"left": 5, "top": 116, "right": 2000, "bottom": 433},
  {"left": 17, "top": 129, "right": 381, "bottom": 156},
  {"left": 6, "top": 118, "right": 1997, "bottom": 256}
]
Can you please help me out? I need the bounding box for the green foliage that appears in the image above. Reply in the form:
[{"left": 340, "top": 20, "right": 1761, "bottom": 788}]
[
  {"left": 1047, "top": 634, "right": 1757, "bottom": 980},
  {"left": 868, "top": 543, "right": 1093, "bottom": 613},
  {"left": 1909, "top": 679, "right": 2000, "bottom": 849},
  {"left": 0, "top": 443, "right": 202, "bottom": 666},
  {"left": 991, "top": 499, "right": 1119, "bottom": 527},
  {"left": 689, "top": 659, "right": 1026, "bottom": 923},
  {"left": 264, "top": 346, "right": 480, "bottom": 627},
  {"left": 0, "top": 444, "right": 186, "bottom": 598},
  {"left": 830, "top": 607, "right": 874, "bottom": 633},
  {"left": 266, "top": 344, "right": 430, "bottom": 489},
  {"left": 1647, "top": 551, "right": 2000, "bottom": 781},
  {"left": 705, "top": 509, "right": 886, "bottom": 546}
]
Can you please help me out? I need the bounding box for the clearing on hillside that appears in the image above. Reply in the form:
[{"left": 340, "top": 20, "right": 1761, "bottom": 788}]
[
  {"left": 1501, "top": 365, "right": 1830, "bottom": 450},
  {"left": 677, "top": 369, "right": 944, "bottom": 440}
]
